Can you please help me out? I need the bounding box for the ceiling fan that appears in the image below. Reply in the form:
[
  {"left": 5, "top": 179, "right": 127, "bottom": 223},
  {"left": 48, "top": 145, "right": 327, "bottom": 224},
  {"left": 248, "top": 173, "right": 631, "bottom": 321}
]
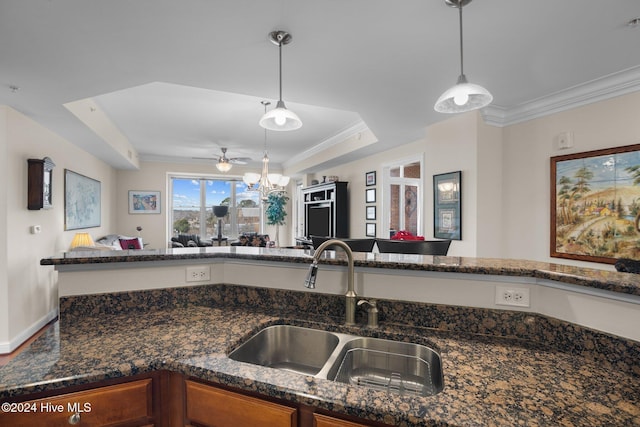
[{"left": 194, "top": 147, "right": 251, "bottom": 172}]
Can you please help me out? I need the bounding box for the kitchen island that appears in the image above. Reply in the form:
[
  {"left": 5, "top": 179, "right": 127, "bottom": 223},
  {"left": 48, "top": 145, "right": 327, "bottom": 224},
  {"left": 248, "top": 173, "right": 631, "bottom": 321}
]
[{"left": 0, "top": 248, "right": 639, "bottom": 426}]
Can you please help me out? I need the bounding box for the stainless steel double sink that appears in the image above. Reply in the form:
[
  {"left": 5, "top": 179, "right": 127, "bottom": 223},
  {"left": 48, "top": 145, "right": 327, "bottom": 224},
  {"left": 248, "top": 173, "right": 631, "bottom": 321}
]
[{"left": 228, "top": 325, "right": 444, "bottom": 397}]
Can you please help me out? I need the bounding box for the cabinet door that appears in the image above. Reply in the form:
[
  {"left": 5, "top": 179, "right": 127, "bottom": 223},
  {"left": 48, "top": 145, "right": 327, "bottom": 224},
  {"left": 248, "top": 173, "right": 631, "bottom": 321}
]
[
  {"left": 0, "top": 378, "right": 154, "bottom": 427},
  {"left": 185, "top": 380, "right": 297, "bottom": 427},
  {"left": 313, "top": 413, "right": 372, "bottom": 427}
]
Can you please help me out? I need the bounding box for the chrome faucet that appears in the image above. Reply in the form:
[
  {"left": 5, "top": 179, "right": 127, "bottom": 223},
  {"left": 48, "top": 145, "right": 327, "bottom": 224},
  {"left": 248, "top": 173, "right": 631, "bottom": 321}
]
[{"left": 304, "top": 239, "right": 356, "bottom": 326}]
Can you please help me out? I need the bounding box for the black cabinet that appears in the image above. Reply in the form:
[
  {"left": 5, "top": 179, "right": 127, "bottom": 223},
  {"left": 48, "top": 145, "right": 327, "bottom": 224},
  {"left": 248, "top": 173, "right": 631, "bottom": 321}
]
[{"left": 302, "top": 181, "right": 348, "bottom": 238}]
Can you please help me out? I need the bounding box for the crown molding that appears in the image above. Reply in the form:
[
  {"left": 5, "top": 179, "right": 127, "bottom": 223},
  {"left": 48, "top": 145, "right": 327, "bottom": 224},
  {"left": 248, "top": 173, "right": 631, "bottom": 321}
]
[
  {"left": 282, "top": 120, "right": 370, "bottom": 169},
  {"left": 482, "top": 66, "right": 640, "bottom": 127}
]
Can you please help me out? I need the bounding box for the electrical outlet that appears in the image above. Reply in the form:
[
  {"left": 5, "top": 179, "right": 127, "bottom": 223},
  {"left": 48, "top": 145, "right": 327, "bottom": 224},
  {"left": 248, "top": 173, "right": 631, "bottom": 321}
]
[
  {"left": 495, "top": 286, "right": 530, "bottom": 307},
  {"left": 186, "top": 266, "right": 211, "bottom": 282}
]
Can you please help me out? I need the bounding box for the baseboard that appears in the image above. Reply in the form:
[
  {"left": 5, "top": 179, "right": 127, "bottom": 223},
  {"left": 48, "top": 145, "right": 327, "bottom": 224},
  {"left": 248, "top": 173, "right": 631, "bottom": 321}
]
[{"left": 0, "top": 309, "right": 58, "bottom": 354}]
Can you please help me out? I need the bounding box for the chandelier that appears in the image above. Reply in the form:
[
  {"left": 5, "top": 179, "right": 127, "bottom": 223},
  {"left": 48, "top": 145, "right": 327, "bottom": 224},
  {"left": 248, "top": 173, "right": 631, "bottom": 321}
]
[{"left": 243, "top": 101, "right": 290, "bottom": 201}]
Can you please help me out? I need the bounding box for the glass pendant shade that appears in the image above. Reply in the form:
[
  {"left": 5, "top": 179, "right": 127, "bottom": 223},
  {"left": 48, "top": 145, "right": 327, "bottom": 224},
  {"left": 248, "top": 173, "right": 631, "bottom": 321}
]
[
  {"left": 215, "top": 160, "right": 233, "bottom": 172},
  {"left": 434, "top": 74, "right": 493, "bottom": 113},
  {"left": 245, "top": 100, "right": 290, "bottom": 200},
  {"left": 259, "top": 100, "right": 302, "bottom": 131},
  {"left": 243, "top": 172, "right": 261, "bottom": 186}
]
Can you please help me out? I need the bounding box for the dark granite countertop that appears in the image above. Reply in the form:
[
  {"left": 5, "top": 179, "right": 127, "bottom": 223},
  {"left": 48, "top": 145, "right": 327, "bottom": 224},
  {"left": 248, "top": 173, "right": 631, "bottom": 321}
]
[
  {"left": 1, "top": 287, "right": 639, "bottom": 427},
  {"left": 41, "top": 246, "right": 640, "bottom": 297}
]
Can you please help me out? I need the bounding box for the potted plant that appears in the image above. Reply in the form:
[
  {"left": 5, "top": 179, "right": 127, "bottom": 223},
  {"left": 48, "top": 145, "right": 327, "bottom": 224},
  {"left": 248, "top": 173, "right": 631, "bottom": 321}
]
[{"left": 265, "top": 192, "right": 289, "bottom": 246}]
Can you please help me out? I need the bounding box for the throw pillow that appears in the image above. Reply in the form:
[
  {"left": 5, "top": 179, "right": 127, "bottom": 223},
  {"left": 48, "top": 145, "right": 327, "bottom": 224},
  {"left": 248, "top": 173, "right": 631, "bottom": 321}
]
[{"left": 119, "top": 238, "right": 142, "bottom": 250}]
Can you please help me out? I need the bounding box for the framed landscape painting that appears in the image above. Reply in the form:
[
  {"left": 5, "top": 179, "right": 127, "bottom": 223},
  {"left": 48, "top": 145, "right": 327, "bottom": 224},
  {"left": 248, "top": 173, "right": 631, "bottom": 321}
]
[{"left": 551, "top": 144, "right": 640, "bottom": 264}]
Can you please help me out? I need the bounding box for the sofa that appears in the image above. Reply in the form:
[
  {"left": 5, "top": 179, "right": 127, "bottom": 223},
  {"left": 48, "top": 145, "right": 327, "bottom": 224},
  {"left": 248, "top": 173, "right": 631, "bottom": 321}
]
[
  {"left": 230, "top": 233, "right": 271, "bottom": 247},
  {"left": 170, "top": 234, "right": 213, "bottom": 248},
  {"left": 68, "top": 234, "right": 144, "bottom": 251}
]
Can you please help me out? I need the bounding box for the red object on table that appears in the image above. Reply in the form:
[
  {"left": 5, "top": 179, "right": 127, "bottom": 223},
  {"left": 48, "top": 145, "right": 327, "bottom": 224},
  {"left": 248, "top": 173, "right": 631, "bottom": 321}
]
[{"left": 390, "top": 230, "right": 424, "bottom": 241}]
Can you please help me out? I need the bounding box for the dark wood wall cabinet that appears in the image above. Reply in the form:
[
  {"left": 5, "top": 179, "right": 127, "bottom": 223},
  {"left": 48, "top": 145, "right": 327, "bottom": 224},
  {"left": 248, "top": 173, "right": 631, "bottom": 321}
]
[
  {"left": 27, "top": 157, "right": 55, "bottom": 210},
  {"left": 302, "top": 181, "right": 349, "bottom": 239}
]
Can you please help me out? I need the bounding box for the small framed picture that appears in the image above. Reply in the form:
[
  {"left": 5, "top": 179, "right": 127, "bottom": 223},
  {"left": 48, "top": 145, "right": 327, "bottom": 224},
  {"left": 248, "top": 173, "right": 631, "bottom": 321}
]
[
  {"left": 129, "top": 190, "right": 161, "bottom": 214},
  {"left": 365, "top": 171, "right": 376, "bottom": 186},
  {"left": 366, "top": 188, "right": 376, "bottom": 203},
  {"left": 366, "top": 223, "right": 376, "bottom": 237},
  {"left": 366, "top": 206, "right": 376, "bottom": 220}
]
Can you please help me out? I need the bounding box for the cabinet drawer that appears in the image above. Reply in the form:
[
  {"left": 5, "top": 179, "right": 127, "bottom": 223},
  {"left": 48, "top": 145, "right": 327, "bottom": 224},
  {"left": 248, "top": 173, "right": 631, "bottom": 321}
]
[
  {"left": 185, "top": 380, "right": 297, "bottom": 427},
  {"left": 0, "top": 378, "right": 153, "bottom": 427},
  {"left": 313, "top": 413, "right": 371, "bottom": 427}
]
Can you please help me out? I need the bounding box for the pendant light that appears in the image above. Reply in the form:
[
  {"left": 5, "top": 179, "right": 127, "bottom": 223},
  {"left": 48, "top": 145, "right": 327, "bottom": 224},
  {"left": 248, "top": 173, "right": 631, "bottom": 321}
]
[
  {"left": 259, "top": 30, "right": 302, "bottom": 131},
  {"left": 244, "top": 101, "right": 291, "bottom": 201},
  {"left": 434, "top": 0, "right": 492, "bottom": 113}
]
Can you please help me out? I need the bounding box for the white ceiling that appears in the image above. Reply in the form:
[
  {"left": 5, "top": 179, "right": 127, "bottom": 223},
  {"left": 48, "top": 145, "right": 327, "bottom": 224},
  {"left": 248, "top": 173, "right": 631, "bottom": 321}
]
[{"left": 1, "top": 0, "right": 639, "bottom": 173}]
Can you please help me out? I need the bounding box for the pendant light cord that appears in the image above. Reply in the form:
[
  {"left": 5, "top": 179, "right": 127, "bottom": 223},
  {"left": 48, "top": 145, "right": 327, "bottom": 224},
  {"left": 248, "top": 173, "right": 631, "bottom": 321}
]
[
  {"left": 262, "top": 101, "right": 270, "bottom": 154},
  {"left": 278, "top": 38, "right": 283, "bottom": 102},
  {"left": 458, "top": 1, "right": 464, "bottom": 77}
]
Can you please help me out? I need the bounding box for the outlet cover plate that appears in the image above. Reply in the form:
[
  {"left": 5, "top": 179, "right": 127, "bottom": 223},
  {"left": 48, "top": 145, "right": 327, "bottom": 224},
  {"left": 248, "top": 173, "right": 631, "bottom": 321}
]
[
  {"left": 186, "top": 265, "right": 211, "bottom": 282},
  {"left": 495, "top": 286, "right": 531, "bottom": 307}
]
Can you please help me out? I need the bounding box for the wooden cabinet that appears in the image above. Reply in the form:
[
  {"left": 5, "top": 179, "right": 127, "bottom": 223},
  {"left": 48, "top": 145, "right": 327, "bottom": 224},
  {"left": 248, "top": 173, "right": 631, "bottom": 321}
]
[
  {"left": 0, "top": 378, "right": 154, "bottom": 426},
  {"left": 27, "top": 157, "right": 55, "bottom": 210},
  {"left": 1, "top": 372, "right": 380, "bottom": 427},
  {"left": 313, "top": 413, "right": 372, "bottom": 427},
  {"left": 302, "top": 181, "right": 349, "bottom": 238},
  {"left": 184, "top": 380, "right": 297, "bottom": 427}
]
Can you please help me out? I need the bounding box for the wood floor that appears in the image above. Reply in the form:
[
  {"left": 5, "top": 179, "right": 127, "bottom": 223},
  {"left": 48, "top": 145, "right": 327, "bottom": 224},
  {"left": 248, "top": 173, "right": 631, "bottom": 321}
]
[{"left": 0, "top": 319, "right": 57, "bottom": 366}]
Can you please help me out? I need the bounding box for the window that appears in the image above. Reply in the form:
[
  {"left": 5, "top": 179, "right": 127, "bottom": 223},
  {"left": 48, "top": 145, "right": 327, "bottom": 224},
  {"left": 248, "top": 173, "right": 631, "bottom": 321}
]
[
  {"left": 170, "top": 176, "right": 261, "bottom": 241},
  {"left": 382, "top": 156, "right": 423, "bottom": 238}
]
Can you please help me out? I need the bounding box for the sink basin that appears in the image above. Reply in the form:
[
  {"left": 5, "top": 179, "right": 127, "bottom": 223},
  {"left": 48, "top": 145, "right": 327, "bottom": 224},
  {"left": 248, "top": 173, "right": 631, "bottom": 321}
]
[
  {"left": 326, "top": 337, "right": 444, "bottom": 397},
  {"left": 228, "top": 325, "right": 340, "bottom": 376},
  {"left": 229, "top": 325, "right": 444, "bottom": 396}
]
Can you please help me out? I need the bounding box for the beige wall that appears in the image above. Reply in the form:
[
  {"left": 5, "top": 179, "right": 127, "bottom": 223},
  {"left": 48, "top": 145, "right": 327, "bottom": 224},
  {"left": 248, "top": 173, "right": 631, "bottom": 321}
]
[
  {"left": 502, "top": 91, "right": 640, "bottom": 268},
  {"left": 0, "top": 108, "right": 8, "bottom": 345},
  {"left": 116, "top": 161, "right": 291, "bottom": 249},
  {"left": 0, "top": 107, "right": 117, "bottom": 352},
  {"left": 303, "top": 92, "right": 640, "bottom": 266},
  {"left": 306, "top": 113, "right": 495, "bottom": 258},
  {"left": 3, "top": 90, "right": 640, "bottom": 351}
]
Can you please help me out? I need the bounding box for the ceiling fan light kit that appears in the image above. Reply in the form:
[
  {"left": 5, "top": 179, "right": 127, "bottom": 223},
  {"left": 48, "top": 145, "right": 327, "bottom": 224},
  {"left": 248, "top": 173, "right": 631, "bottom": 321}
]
[
  {"left": 215, "top": 147, "right": 233, "bottom": 172},
  {"left": 434, "top": 0, "right": 493, "bottom": 114},
  {"left": 259, "top": 30, "right": 303, "bottom": 131}
]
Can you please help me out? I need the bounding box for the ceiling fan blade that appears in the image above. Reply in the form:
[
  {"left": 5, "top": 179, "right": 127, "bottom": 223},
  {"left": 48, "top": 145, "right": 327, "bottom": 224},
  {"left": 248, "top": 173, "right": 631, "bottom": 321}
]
[
  {"left": 230, "top": 157, "right": 251, "bottom": 164},
  {"left": 192, "top": 156, "right": 220, "bottom": 161}
]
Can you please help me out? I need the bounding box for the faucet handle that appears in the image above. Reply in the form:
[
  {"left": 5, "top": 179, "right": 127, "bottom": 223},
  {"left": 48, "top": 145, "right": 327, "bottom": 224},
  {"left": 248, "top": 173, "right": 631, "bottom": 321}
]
[
  {"left": 358, "top": 299, "right": 377, "bottom": 309},
  {"left": 358, "top": 299, "right": 379, "bottom": 328}
]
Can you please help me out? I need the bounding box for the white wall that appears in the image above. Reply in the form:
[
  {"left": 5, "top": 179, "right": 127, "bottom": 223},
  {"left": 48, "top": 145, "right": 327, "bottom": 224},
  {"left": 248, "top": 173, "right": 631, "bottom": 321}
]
[
  {"left": 0, "top": 106, "right": 117, "bottom": 352},
  {"left": 0, "top": 108, "right": 9, "bottom": 346},
  {"left": 502, "top": 91, "right": 640, "bottom": 268}
]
